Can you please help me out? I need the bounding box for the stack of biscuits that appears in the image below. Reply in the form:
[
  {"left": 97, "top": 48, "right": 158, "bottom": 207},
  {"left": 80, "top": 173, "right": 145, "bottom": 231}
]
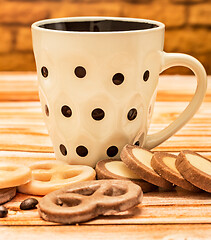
[{"left": 96, "top": 144, "right": 211, "bottom": 193}]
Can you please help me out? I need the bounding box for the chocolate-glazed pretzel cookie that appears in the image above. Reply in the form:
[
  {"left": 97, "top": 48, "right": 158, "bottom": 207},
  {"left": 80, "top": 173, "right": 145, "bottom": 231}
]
[
  {"left": 0, "top": 187, "right": 16, "bottom": 205},
  {"left": 38, "top": 179, "right": 143, "bottom": 224}
]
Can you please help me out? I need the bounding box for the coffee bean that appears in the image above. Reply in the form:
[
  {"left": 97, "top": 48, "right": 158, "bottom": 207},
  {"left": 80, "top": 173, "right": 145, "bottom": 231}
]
[
  {"left": 20, "top": 198, "right": 38, "bottom": 210},
  {"left": 0, "top": 205, "right": 8, "bottom": 218}
]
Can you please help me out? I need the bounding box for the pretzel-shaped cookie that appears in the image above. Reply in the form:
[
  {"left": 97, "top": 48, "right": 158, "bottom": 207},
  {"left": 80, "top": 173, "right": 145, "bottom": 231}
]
[
  {"left": 0, "top": 187, "right": 16, "bottom": 204},
  {"left": 38, "top": 179, "right": 143, "bottom": 224},
  {"left": 0, "top": 162, "right": 31, "bottom": 189},
  {"left": 18, "top": 160, "right": 96, "bottom": 195}
]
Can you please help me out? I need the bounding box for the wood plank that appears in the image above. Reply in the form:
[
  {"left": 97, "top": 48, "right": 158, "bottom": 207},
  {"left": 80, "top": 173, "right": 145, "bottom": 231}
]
[
  {"left": 0, "top": 151, "right": 55, "bottom": 165},
  {"left": 157, "top": 75, "right": 211, "bottom": 102},
  {"left": 0, "top": 150, "right": 211, "bottom": 166},
  {"left": 0, "top": 72, "right": 39, "bottom": 101},
  {"left": 0, "top": 73, "right": 210, "bottom": 102},
  {"left": 0, "top": 101, "right": 210, "bottom": 153},
  {"left": 0, "top": 191, "right": 210, "bottom": 226},
  {"left": 0, "top": 224, "right": 211, "bottom": 240},
  {"left": 1, "top": 134, "right": 211, "bottom": 153},
  {"left": 151, "top": 102, "right": 211, "bottom": 124}
]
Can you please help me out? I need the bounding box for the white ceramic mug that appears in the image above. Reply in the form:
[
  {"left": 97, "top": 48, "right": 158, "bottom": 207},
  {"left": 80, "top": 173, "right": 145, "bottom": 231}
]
[{"left": 32, "top": 17, "right": 207, "bottom": 167}]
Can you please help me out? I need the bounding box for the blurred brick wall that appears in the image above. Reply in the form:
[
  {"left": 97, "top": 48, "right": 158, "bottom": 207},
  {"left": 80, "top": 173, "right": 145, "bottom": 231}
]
[{"left": 0, "top": 0, "right": 210, "bottom": 74}]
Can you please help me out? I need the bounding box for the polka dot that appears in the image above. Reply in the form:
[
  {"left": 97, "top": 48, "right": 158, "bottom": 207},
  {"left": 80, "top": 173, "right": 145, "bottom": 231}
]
[
  {"left": 112, "top": 73, "right": 124, "bottom": 85},
  {"left": 134, "top": 141, "right": 139, "bottom": 146},
  {"left": 60, "top": 144, "right": 67, "bottom": 156},
  {"left": 127, "top": 108, "right": 137, "bottom": 121},
  {"left": 75, "top": 66, "right": 86, "bottom": 78},
  {"left": 143, "top": 70, "right": 150, "bottom": 81},
  {"left": 45, "top": 104, "right": 49, "bottom": 116},
  {"left": 107, "top": 146, "right": 118, "bottom": 157},
  {"left": 91, "top": 108, "right": 105, "bottom": 121},
  {"left": 61, "top": 105, "right": 72, "bottom": 118},
  {"left": 41, "top": 67, "right": 48, "bottom": 78},
  {"left": 76, "top": 146, "right": 88, "bottom": 157}
]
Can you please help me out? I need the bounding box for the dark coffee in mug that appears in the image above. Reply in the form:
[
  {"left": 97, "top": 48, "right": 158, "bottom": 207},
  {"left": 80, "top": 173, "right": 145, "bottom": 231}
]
[{"left": 39, "top": 20, "right": 158, "bottom": 32}]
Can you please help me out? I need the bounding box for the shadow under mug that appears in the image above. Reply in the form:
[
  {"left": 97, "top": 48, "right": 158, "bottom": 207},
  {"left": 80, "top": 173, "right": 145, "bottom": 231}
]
[{"left": 32, "top": 17, "right": 207, "bottom": 167}]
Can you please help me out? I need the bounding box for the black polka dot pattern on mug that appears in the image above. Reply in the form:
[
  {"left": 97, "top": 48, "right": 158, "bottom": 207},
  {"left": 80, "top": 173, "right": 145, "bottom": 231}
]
[
  {"left": 75, "top": 66, "right": 86, "bottom": 78},
  {"left": 127, "top": 108, "right": 137, "bottom": 121},
  {"left": 60, "top": 144, "right": 67, "bottom": 156},
  {"left": 92, "top": 108, "right": 105, "bottom": 121},
  {"left": 112, "top": 73, "right": 124, "bottom": 85},
  {"left": 143, "top": 70, "right": 150, "bottom": 82},
  {"left": 41, "top": 67, "right": 48, "bottom": 78},
  {"left": 76, "top": 146, "right": 88, "bottom": 157},
  {"left": 107, "top": 146, "right": 118, "bottom": 157},
  {"left": 61, "top": 105, "right": 72, "bottom": 118}
]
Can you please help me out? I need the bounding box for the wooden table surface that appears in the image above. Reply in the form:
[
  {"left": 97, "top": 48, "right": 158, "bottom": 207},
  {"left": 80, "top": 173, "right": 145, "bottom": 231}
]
[{"left": 0, "top": 72, "right": 210, "bottom": 239}]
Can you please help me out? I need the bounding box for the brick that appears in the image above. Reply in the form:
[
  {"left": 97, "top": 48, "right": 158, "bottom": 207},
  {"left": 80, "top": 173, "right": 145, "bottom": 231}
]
[
  {"left": 16, "top": 27, "right": 32, "bottom": 51},
  {"left": 172, "top": 0, "right": 206, "bottom": 3},
  {"left": 0, "top": 2, "right": 51, "bottom": 24},
  {"left": 50, "top": 2, "right": 121, "bottom": 18},
  {"left": 164, "top": 28, "right": 211, "bottom": 54},
  {"left": 0, "top": 52, "right": 36, "bottom": 71},
  {"left": 196, "top": 53, "right": 211, "bottom": 75},
  {"left": 189, "top": 3, "right": 211, "bottom": 25},
  {"left": 162, "top": 53, "right": 211, "bottom": 75},
  {"left": 161, "top": 65, "right": 193, "bottom": 75},
  {"left": 121, "top": 0, "right": 186, "bottom": 27},
  {"left": 0, "top": 26, "right": 13, "bottom": 53},
  {"left": 124, "top": 0, "right": 153, "bottom": 3},
  {"left": 0, "top": 1, "right": 185, "bottom": 27}
]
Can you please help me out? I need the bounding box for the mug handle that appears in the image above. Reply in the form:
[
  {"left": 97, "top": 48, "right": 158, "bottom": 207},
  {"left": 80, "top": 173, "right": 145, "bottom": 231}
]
[{"left": 143, "top": 51, "right": 207, "bottom": 150}]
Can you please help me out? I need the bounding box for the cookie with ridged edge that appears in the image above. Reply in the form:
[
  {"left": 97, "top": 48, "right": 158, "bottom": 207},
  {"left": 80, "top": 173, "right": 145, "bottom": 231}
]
[
  {"left": 176, "top": 150, "right": 211, "bottom": 193},
  {"left": 151, "top": 152, "right": 200, "bottom": 192},
  {"left": 120, "top": 144, "right": 173, "bottom": 189},
  {"left": 96, "top": 159, "right": 157, "bottom": 192}
]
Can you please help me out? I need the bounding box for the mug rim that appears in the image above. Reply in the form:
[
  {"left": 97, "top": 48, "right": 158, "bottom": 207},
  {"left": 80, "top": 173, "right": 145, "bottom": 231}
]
[{"left": 32, "top": 16, "right": 165, "bottom": 34}]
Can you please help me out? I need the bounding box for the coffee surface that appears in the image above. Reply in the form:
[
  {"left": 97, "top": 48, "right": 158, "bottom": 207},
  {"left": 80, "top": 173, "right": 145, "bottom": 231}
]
[{"left": 39, "top": 20, "right": 158, "bottom": 32}]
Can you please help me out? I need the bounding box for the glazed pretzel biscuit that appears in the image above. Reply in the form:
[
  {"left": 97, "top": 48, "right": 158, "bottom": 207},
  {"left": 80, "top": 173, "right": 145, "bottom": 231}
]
[
  {"left": 38, "top": 179, "right": 143, "bottom": 224},
  {"left": 96, "top": 159, "right": 157, "bottom": 192},
  {"left": 18, "top": 160, "right": 96, "bottom": 195},
  {"left": 0, "top": 187, "right": 16, "bottom": 204},
  {"left": 0, "top": 162, "right": 31, "bottom": 189}
]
